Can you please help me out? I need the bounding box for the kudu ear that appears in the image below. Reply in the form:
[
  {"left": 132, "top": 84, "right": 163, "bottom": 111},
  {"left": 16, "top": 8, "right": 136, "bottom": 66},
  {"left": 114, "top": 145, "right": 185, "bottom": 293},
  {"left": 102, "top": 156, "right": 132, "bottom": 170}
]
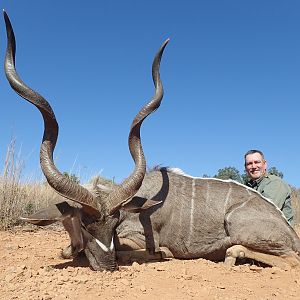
[
  {"left": 21, "top": 201, "right": 75, "bottom": 226},
  {"left": 121, "top": 196, "right": 162, "bottom": 213}
]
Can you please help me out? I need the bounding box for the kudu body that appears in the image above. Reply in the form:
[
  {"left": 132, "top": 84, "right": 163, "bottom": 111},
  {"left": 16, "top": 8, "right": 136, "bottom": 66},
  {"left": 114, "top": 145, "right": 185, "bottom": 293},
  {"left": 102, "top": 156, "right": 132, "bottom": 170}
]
[{"left": 4, "top": 11, "right": 300, "bottom": 271}]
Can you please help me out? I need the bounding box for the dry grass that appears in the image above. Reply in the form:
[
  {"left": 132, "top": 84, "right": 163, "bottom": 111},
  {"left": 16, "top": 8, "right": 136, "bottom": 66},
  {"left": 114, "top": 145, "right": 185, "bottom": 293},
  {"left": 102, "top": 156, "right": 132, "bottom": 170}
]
[
  {"left": 0, "top": 139, "right": 57, "bottom": 230},
  {"left": 0, "top": 139, "right": 300, "bottom": 230}
]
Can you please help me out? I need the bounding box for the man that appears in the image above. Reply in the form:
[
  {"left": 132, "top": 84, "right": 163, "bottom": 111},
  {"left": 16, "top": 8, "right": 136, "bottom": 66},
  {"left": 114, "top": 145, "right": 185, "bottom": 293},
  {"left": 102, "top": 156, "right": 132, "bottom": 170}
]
[{"left": 244, "top": 149, "right": 293, "bottom": 225}]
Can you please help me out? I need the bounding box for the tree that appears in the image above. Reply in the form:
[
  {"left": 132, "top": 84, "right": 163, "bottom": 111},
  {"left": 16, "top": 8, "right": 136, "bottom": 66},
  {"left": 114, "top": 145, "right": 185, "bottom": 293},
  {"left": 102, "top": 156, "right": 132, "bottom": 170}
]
[
  {"left": 241, "top": 166, "right": 284, "bottom": 184},
  {"left": 207, "top": 165, "right": 284, "bottom": 185},
  {"left": 268, "top": 167, "right": 283, "bottom": 178},
  {"left": 63, "top": 172, "right": 80, "bottom": 184},
  {"left": 214, "top": 167, "right": 243, "bottom": 183},
  {"left": 202, "top": 174, "right": 210, "bottom": 178},
  {"left": 241, "top": 172, "right": 248, "bottom": 184}
]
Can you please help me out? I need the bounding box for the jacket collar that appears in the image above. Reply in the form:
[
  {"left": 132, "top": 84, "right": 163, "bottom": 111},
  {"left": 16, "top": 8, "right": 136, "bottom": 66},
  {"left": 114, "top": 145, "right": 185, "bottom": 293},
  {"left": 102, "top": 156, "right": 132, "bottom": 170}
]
[{"left": 248, "top": 173, "right": 269, "bottom": 188}]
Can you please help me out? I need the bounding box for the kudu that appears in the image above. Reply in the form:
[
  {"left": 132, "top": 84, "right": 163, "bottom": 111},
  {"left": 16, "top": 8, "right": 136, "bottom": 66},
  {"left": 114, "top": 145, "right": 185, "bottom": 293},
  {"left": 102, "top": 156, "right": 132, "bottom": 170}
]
[{"left": 4, "top": 11, "right": 300, "bottom": 271}]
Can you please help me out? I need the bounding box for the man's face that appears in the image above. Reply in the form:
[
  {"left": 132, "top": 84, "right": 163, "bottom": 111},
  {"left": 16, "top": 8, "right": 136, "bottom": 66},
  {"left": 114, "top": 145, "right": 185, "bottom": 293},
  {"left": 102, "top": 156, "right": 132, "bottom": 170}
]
[{"left": 245, "top": 152, "right": 267, "bottom": 180}]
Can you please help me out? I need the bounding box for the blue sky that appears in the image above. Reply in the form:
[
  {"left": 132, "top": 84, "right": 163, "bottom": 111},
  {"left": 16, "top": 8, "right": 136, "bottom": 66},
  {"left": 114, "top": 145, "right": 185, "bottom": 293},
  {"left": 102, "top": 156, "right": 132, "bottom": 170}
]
[{"left": 0, "top": 1, "right": 299, "bottom": 187}]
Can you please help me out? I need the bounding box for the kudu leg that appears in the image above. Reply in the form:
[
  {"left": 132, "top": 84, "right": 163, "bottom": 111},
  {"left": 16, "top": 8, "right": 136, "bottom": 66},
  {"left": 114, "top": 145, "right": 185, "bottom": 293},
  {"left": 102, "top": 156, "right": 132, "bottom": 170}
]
[
  {"left": 117, "top": 247, "right": 174, "bottom": 264},
  {"left": 225, "top": 198, "right": 300, "bottom": 269},
  {"left": 62, "top": 243, "right": 174, "bottom": 264},
  {"left": 225, "top": 245, "right": 300, "bottom": 269}
]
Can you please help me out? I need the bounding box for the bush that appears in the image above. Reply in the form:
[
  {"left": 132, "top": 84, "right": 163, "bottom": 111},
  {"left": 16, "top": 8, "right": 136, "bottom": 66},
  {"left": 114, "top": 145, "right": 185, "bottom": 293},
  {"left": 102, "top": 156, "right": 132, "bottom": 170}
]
[{"left": 0, "top": 139, "right": 58, "bottom": 230}]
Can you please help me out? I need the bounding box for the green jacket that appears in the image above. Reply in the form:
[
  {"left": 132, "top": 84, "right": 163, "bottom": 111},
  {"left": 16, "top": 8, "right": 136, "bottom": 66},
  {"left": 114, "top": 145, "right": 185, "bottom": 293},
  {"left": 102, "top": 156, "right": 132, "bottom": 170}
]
[{"left": 246, "top": 174, "right": 293, "bottom": 224}]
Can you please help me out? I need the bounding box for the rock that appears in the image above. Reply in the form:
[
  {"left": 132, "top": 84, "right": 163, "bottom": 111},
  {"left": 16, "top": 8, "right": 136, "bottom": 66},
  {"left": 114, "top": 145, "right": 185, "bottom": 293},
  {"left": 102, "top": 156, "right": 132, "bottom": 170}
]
[
  {"left": 40, "top": 266, "right": 54, "bottom": 273},
  {"left": 271, "top": 267, "right": 282, "bottom": 274},
  {"left": 139, "top": 285, "right": 147, "bottom": 293},
  {"left": 182, "top": 268, "right": 188, "bottom": 275},
  {"left": 217, "top": 285, "right": 226, "bottom": 289},
  {"left": 249, "top": 265, "right": 263, "bottom": 271},
  {"left": 5, "top": 244, "right": 19, "bottom": 251},
  {"left": 4, "top": 273, "right": 16, "bottom": 282},
  {"left": 24, "top": 269, "right": 33, "bottom": 279},
  {"left": 155, "top": 265, "right": 166, "bottom": 271},
  {"left": 120, "top": 279, "right": 131, "bottom": 286},
  {"left": 13, "top": 266, "right": 25, "bottom": 276},
  {"left": 131, "top": 262, "right": 142, "bottom": 271}
]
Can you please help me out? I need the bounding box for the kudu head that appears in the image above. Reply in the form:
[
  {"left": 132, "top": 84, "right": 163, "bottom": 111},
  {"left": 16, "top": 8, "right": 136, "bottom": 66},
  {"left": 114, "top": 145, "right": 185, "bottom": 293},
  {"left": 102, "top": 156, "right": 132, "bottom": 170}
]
[{"left": 3, "top": 11, "right": 169, "bottom": 271}]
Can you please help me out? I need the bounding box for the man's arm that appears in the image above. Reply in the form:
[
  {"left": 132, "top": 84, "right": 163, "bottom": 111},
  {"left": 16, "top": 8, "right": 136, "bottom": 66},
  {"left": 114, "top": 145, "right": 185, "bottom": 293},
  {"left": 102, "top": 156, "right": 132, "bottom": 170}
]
[{"left": 260, "top": 179, "right": 290, "bottom": 210}]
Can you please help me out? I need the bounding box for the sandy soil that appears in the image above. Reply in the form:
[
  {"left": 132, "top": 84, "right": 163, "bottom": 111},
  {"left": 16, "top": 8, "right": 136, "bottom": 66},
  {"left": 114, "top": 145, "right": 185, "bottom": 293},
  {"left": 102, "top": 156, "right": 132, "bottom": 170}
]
[{"left": 1, "top": 226, "right": 300, "bottom": 300}]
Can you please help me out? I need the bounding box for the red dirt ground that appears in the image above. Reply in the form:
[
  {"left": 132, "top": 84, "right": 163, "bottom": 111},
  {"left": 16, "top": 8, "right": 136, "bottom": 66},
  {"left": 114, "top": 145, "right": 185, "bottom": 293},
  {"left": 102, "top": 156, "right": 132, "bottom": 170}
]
[{"left": 1, "top": 226, "right": 300, "bottom": 300}]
